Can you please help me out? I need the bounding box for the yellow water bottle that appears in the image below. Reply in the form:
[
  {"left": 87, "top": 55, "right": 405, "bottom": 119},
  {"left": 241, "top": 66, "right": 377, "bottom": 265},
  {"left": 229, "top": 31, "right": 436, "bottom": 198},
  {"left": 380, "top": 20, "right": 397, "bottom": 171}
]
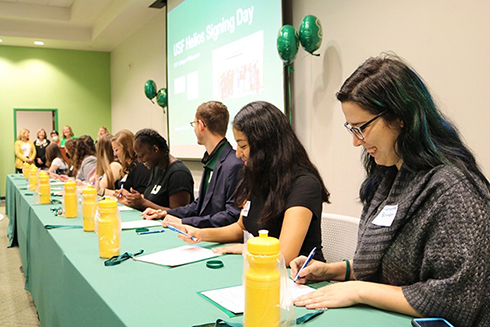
[
  {"left": 97, "top": 198, "right": 121, "bottom": 259},
  {"left": 244, "top": 230, "right": 281, "bottom": 327},
  {"left": 28, "top": 165, "right": 38, "bottom": 191},
  {"left": 38, "top": 171, "right": 51, "bottom": 204},
  {"left": 63, "top": 179, "right": 78, "bottom": 218},
  {"left": 82, "top": 186, "right": 97, "bottom": 232},
  {"left": 22, "top": 162, "right": 29, "bottom": 178}
]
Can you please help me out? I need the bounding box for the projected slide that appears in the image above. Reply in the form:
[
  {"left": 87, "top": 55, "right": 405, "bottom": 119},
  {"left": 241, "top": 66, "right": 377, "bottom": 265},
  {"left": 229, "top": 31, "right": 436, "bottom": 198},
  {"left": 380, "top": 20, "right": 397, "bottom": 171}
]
[{"left": 167, "top": 0, "right": 283, "bottom": 158}]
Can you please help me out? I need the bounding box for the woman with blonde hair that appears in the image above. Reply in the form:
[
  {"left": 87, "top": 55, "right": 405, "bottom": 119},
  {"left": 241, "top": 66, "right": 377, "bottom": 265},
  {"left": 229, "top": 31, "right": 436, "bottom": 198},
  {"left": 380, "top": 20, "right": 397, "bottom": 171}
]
[
  {"left": 102, "top": 129, "right": 150, "bottom": 197},
  {"left": 14, "top": 128, "right": 36, "bottom": 173},
  {"left": 60, "top": 125, "right": 75, "bottom": 147},
  {"left": 34, "top": 128, "right": 50, "bottom": 169},
  {"left": 90, "top": 134, "right": 122, "bottom": 196}
]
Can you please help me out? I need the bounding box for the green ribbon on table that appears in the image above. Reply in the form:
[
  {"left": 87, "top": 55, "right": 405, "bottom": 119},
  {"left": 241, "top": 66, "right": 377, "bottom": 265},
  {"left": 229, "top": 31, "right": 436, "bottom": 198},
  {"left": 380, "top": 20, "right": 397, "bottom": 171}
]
[
  {"left": 104, "top": 249, "right": 144, "bottom": 266},
  {"left": 44, "top": 225, "right": 83, "bottom": 229},
  {"left": 192, "top": 310, "right": 324, "bottom": 327}
]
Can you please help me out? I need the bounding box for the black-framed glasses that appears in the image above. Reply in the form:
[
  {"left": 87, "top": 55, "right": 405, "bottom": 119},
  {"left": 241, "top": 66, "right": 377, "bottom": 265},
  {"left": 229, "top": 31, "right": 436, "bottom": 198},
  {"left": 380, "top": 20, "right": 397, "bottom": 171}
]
[{"left": 344, "top": 111, "right": 387, "bottom": 140}]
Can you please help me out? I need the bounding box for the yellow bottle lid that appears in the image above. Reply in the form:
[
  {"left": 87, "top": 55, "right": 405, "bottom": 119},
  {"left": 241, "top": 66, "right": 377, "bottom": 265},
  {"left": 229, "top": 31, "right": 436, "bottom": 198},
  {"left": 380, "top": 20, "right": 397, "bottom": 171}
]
[
  {"left": 64, "top": 179, "right": 76, "bottom": 190},
  {"left": 98, "top": 198, "right": 117, "bottom": 208},
  {"left": 38, "top": 171, "right": 49, "bottom": 181},
  {"left": 247, "top": 230, "right": 280, "bottom": 255},
  {"left": 83, "top": 185, "right": 97, "bottom": 195},
  {"left": 30, "top": 165, "right": 38, "bottom": 172}
]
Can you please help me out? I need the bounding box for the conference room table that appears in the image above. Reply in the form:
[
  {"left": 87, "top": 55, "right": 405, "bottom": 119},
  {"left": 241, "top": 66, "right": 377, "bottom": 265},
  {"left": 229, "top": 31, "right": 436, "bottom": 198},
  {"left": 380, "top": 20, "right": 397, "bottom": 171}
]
[{"left": 5, "top": 174, "right": 413, "bottom": 327}]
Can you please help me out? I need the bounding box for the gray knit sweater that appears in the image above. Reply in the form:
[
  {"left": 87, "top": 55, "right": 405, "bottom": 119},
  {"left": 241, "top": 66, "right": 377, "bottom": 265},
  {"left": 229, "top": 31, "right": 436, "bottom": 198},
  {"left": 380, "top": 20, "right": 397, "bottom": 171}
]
[{"left": 353, "top": 164, "right": 490, "bottom": 327}]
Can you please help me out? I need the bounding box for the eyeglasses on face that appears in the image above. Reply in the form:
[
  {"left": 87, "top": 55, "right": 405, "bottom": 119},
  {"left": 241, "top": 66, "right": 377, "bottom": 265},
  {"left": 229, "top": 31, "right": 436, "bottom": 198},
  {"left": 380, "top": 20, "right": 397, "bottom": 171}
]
[
  {"left": 343, "top": 111, "right": 387, "bottom": 140},
  {"left": 189, "top": 120, "right": 206, "bottom": 128}
]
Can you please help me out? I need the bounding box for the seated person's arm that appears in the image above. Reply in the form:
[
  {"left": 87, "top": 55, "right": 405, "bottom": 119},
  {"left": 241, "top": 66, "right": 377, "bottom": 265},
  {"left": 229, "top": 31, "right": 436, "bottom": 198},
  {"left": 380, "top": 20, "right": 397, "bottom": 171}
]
[{"left": 278, "top": 206, "right": 313, "bottom": 266}]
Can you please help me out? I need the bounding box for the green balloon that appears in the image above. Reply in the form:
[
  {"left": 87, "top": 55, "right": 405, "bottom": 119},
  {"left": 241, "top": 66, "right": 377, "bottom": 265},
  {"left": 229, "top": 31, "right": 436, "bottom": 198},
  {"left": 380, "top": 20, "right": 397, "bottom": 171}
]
[
  {"left": 277, "top": 25, "right": 299, "bottom": 65},
  {"left": 144, "top": 80, "right": 157, "bottom": 100},
  {"left": 299, "top": 15, "right": 323, "bottom": 55},
  {"left": 156, "top": 88, "right": 167, "bottom": 109}
]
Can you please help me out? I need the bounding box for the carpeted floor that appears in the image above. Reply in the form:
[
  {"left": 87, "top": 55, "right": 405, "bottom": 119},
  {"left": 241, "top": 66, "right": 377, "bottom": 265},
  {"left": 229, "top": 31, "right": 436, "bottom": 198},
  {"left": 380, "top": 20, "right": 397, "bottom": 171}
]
[{"left": 0, "top": 200, "right": 40, "bottom": 326}]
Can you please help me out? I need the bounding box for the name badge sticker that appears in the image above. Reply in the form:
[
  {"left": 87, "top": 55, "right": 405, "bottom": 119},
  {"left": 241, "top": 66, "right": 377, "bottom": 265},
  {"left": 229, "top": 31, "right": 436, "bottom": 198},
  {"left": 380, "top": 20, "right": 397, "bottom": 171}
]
[
  {"left": 241, "top": 201, "right": 251, "bottom": 217},
  {"left": 372, "top": 204, "right": 398, "bottom": 227}
]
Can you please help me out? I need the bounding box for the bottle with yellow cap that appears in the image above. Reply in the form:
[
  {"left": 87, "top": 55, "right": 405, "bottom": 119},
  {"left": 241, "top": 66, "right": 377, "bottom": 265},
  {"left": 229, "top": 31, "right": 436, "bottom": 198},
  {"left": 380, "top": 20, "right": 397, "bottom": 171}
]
[
  {"left": 96, "top": 198, "right": 121, "bottom": 259},
  {"left": 38, "top": 171, "right": 51, "bottom": 204},
  {"left": 244, "top": 229, "right": 281, "bottom": 327},
  {"left": 82, "top": 186, "right": 97, "bottom": 232},
  {"left": 28, "top": 165, "right": 38, "bottom": 191},
  {"left": 63, "top": 179, "right": 78, "bottom": 218},
  {"left": 22, "top": 162, "right": 30, "bottom": 178}
]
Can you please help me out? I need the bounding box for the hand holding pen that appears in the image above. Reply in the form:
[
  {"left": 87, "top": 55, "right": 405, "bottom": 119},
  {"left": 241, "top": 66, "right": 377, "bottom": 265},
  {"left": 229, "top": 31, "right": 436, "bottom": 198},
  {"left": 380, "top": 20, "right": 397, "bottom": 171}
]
[
  {"left": 293, "top": 247, "right": 316, "bottom": 282},
  {"left": 168, "top": 224, "right": 199, "bottom": 243}
]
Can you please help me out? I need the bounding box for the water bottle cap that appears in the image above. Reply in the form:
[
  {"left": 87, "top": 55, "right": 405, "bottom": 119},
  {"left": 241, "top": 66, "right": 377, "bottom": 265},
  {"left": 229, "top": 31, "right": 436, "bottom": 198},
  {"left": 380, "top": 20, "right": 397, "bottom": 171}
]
[
  {"left": 83, "top": 186, "right": 97, "bottom": 195},
  {"left": 38, "top": 171, "right": 49, "bottom": 180},
  {"left": 65, "top": 179, "right": 76, "bottom": 188},
  {"left": 247, "top": 229, "right": 280, "bottom": 255},
  {"left": 98, "top": 198, "right": 117, "bottom": 208},
  {"left": 30, "top": 165, "right": 38, "bottom": 171}
]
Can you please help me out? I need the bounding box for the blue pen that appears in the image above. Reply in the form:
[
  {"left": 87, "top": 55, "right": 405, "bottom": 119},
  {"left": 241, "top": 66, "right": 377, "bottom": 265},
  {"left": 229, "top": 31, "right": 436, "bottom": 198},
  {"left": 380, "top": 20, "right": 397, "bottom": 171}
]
[
  {"left": 137, "top": 229, "right": 165, "bottom": 235},
  {"left": 293, "top": 247, "right": 317, "bottom": 282},
  {"left": 167, "top": 224, "right": 198, "bottom": 241}
]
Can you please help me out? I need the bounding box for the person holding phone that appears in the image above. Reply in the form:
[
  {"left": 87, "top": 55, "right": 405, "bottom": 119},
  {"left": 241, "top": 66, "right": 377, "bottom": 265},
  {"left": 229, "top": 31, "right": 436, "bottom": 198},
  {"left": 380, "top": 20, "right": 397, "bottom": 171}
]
[{"left": 291, "top": 54, "right": 490, "bottom": 326}]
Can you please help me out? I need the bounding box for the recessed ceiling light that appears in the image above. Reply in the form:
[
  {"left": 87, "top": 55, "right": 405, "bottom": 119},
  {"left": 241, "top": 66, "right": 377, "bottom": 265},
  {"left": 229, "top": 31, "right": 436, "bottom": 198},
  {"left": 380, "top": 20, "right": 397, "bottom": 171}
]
[
  {"left": 0, "top": 39, "right": 3, "bottom": 42},
  {"left": 34, "top": 41, "right": 44, "bottom": 45}
]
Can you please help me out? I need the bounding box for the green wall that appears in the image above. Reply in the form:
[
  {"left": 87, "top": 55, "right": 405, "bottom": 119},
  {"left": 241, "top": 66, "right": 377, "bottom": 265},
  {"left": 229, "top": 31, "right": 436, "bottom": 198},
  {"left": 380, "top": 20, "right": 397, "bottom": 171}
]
[{"left": 0, "top": 45, "right": 111, "bottom": 197}]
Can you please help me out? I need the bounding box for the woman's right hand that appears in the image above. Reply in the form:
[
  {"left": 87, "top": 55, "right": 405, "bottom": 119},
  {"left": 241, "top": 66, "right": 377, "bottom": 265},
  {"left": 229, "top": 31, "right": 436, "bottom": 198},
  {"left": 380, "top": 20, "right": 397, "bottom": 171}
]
[
  {"left": 176, "top": 224, "right": 202, "bottom": 244},
  {"left": 290, "top": 256, "right": 330, "bottom": 284}
]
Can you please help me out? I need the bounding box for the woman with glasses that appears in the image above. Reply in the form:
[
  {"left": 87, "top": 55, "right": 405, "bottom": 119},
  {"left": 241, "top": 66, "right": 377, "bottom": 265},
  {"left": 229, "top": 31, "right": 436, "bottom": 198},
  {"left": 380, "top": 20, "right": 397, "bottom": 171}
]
[
  {"left": 175, "top": 101, "right": 330, "bottom": 266},
  {"left": 291, "top": 54, "right": 490, "bottom": 326}
]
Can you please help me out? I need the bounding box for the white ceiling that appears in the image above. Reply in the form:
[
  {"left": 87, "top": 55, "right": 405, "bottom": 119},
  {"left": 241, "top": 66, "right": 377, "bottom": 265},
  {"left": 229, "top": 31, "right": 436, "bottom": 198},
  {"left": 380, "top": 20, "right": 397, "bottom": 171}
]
[{"left": 0, "top": 0, "right": 165, "bottom": 51}]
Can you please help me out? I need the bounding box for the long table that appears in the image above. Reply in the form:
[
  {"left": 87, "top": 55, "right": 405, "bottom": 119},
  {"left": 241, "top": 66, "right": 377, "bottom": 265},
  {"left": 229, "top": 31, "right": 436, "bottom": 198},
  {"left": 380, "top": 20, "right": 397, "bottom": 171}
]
[{"left": 5, "top": 174, "right": 413, "bottom": 327}]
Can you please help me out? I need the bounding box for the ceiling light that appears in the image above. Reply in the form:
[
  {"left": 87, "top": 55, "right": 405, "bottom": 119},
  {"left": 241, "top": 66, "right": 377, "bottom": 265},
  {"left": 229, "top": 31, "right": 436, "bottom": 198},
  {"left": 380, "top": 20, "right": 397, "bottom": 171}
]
[
  {"left": 0, "top": 39, "right": 3, "bottom": 42},
  {"left": 34, "top": 41, "right": 44, "bottom": 46}
]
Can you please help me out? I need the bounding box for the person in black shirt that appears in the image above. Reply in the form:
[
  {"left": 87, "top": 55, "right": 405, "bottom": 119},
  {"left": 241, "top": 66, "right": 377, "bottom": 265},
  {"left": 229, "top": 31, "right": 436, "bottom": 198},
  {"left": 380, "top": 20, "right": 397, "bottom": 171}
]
[
  {"left": 108, "top": 129, "right": 150, "bottom": 197},
  {"left": 116, "top": 129, "right": 193, "bottom": 211},
  {"left": 176, "top": 101, "right": 330, "bottom": 266}
]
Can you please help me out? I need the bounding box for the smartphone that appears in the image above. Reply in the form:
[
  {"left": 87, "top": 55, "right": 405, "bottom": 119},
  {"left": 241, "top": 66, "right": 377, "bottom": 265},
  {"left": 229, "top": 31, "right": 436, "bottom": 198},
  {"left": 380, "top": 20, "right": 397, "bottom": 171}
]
[{"left": 411, "top": 318, "right": 455, "bottom": 327}]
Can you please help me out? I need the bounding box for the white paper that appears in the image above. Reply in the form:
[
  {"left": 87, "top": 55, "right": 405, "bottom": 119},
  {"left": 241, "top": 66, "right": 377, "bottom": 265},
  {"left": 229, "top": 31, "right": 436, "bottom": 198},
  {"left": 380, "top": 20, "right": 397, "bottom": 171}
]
[
  {"left": 200, "top": 279, "right": 316, "bottom": 314},
  {"left": 121, "top": 220, "right": 162, "bottom": 230},
  {"left": 134, "top": 245, "right": 219, "bottom": 267}
]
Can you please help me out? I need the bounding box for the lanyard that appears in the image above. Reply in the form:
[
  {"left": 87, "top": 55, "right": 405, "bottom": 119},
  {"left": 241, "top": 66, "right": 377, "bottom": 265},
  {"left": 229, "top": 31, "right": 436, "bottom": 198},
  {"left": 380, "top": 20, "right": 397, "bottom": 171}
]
[{"left": 104, "top": 249, "right": 144, "bottom": 266}]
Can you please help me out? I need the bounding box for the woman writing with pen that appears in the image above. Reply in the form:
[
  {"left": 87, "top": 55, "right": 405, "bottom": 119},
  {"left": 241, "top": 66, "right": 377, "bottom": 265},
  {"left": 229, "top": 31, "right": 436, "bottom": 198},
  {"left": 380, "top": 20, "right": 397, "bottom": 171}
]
[
  {"left": 290, "top": 55, "right": 490, "bottom": 326},
  {"left": 173, "top": 101, "right": 330, "bottom": 266}
]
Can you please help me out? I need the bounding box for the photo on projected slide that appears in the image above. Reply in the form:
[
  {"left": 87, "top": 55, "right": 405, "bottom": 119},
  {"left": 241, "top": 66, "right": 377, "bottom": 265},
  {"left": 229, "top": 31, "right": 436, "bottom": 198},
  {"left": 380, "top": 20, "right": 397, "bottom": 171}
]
[
  {"left": 213, "top": 31, "right": 264, "bottom": 100},
  {"left": 167, "top": 0, "right": 283, "bottom": 158}
]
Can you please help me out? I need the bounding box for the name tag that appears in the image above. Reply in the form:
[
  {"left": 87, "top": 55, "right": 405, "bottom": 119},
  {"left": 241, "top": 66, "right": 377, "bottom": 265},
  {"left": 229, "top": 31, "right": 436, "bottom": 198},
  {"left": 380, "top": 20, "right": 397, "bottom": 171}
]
[
  {"left": 372, "top": 204, "right": 398, "bottom": 227},
  {"left": 241, "top": 201, "right": 251, "bottom": 217}
]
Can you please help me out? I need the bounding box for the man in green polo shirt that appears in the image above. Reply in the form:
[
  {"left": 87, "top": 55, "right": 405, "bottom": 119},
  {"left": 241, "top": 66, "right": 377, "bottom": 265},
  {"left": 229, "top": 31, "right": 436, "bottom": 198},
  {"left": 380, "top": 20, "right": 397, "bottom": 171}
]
[{"left": 143, "top": 101, "right": 243, "bottom": 227}]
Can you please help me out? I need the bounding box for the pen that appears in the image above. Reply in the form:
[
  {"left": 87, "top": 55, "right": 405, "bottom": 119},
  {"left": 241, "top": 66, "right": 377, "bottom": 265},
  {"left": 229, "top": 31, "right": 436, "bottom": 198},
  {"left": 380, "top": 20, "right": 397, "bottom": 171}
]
[
  {"left": 293, "top": 247, "right": 316, "bottom": 282},
  {"left": 137, "top": 229, "right": 165, "bottom": 235},
  {"left": 167, "top": 224, "right": 198, "bottom": 241}
]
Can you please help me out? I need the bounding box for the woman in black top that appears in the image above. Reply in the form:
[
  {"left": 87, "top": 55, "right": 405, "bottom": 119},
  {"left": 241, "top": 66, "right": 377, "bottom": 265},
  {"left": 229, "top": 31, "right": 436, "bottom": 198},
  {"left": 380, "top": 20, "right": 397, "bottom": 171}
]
[
  {"left": 116, "top": 129, "right": 194, "bottom": 211},
  {"left": 178, "top": 101, "right": 330, "bottom": 266},
  {"left": 34, "top": 128, "right": 50, "bottom": 168},
  {"left": 107, "top": 129, "right": 150, "bottom": 197}
]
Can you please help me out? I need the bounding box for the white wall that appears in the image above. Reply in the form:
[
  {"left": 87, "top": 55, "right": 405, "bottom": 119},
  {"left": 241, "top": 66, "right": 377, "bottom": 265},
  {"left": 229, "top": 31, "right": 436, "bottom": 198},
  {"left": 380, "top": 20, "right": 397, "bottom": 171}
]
[
  {"left": 111, "top": 1, "right": 490, "bottom": 218},
  {"left": 111, "top": 10, "right": 168, "bottom": 137},
  {"left": 290, "top": 0, "right": 490, "bottom": 217}
]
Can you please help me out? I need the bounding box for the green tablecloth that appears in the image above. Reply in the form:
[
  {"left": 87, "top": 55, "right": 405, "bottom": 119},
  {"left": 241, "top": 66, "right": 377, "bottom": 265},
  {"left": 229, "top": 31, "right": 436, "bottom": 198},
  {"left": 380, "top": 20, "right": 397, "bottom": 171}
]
[{"left": 5, "top": 174, "right": 413, "bottom": 327}]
